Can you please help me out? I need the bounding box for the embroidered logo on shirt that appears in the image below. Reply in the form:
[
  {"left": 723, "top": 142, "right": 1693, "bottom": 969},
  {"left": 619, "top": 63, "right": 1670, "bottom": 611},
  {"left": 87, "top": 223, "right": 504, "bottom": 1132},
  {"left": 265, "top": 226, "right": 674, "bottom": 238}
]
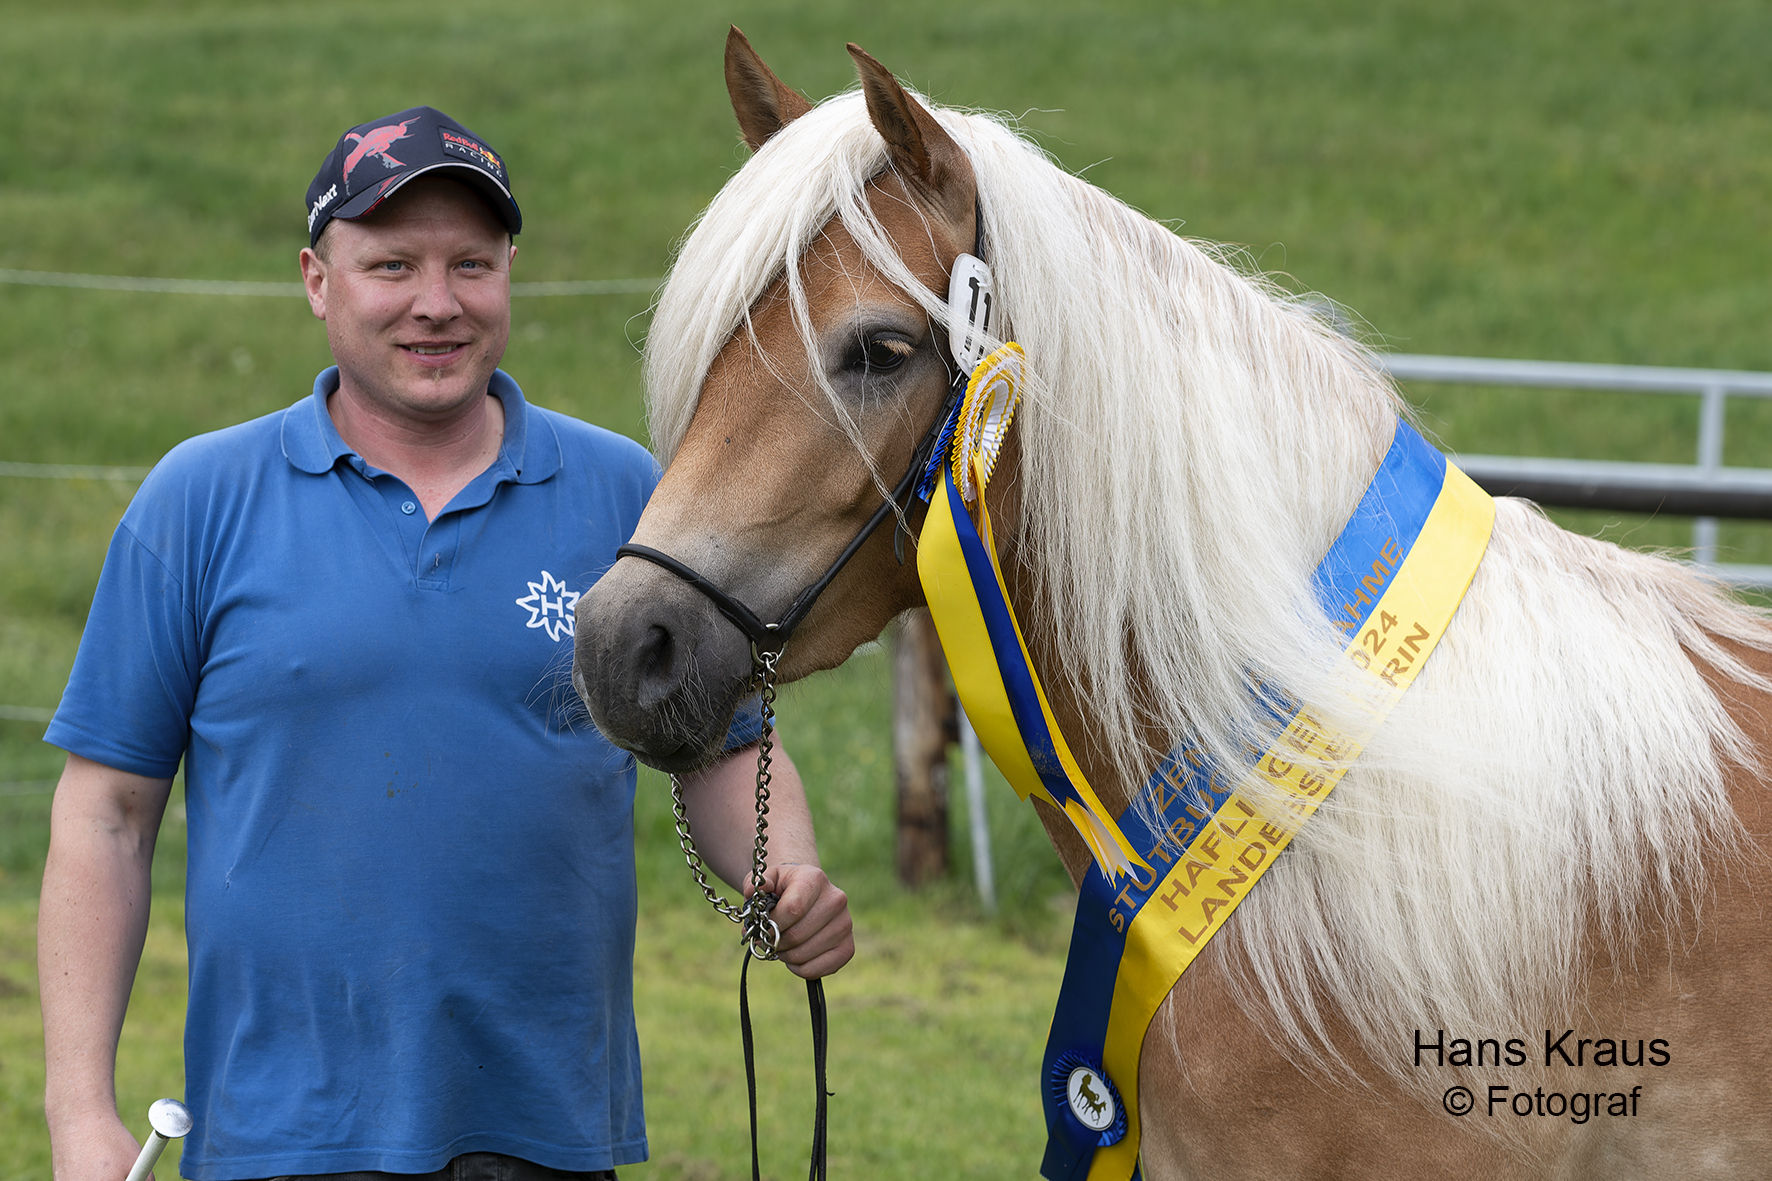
[{"left": 515, "top": 570, "right": 581, "bottom": 642}]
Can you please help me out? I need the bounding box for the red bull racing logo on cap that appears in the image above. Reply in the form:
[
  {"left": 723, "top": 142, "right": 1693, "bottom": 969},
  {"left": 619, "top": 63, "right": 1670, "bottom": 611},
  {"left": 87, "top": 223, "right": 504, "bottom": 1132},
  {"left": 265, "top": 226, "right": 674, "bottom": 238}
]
[
  {"left": 440, "top": 129, "right": 505, "bottom": 178},
  {"left": 342, "top": 117, "right": 418, "bottom": 183}
]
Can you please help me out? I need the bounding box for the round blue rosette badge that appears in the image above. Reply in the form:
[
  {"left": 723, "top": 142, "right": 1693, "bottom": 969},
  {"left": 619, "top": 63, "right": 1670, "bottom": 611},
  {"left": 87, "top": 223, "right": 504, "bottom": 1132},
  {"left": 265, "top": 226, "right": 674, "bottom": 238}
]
[{"left": 1049, "top": 1050, "right": 1129, "bottom": 1148}]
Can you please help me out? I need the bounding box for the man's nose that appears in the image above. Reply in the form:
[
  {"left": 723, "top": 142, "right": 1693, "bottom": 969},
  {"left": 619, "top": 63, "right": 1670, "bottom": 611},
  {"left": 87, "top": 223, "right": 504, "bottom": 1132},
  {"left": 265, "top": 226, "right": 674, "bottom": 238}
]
[{"left": 411, "top": 269, "right": 463, "bottom": 320}]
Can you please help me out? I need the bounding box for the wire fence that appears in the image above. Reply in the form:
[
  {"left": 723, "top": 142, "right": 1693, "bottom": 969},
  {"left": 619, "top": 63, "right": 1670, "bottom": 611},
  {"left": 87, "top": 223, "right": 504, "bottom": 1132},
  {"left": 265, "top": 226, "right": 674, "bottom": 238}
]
[
  {"left": 0, "top": 460, "right": 152, "bottom": 482},
  {"left": 0, "top": 267, "right": 660, "bottom": 298},
  {"left": 1380, "top": 353, "right": 1772, "bottom": 587},
  {"left": 0, "top": 708, "right": 53, "bottom": 723}
]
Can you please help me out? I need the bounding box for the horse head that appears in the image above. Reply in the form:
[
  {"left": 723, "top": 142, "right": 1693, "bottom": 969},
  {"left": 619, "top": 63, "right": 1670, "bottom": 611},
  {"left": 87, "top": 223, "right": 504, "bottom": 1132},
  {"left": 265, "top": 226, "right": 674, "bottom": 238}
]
[{"left": 575, "top": 31, "right": 992, "bottom": 771}]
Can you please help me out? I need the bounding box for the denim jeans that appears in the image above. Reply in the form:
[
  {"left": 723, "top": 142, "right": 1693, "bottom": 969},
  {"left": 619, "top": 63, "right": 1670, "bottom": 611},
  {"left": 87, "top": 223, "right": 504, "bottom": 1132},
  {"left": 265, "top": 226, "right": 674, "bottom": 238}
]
[{"left": 256, "top": 1153, "right": 617, "bottom": 1180}]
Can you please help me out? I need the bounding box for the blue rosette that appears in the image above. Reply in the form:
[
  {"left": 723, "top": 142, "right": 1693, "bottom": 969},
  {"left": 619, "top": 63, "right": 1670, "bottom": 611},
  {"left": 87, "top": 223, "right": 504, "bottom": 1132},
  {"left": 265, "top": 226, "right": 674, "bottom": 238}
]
[{"left": 1048, "top": 1050, "right": 1128, "bottom": 1150}]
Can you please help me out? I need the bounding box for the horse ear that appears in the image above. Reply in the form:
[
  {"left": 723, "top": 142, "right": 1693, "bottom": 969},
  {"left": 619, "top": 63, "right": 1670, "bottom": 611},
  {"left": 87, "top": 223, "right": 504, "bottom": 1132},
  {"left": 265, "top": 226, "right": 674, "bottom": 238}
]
[
  {"left": 725, "top": 26, "right": 814, "bottom": 152},
  {"left": 846, "top": 44, "right": 977, "bottom": 244}
]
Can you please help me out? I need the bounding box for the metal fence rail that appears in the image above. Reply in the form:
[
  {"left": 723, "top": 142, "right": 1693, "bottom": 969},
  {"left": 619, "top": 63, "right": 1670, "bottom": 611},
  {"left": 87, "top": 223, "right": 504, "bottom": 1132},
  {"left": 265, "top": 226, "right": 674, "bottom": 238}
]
[{"left": 1380, "top": 353, "right": 1772, "bottom": 587}]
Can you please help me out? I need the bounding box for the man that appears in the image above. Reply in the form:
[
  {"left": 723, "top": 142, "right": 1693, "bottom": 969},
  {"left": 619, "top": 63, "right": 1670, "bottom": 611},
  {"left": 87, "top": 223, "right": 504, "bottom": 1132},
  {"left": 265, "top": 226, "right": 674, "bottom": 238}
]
[{"left": 39, "top": 106, "right": 853, "bottom": 1181}]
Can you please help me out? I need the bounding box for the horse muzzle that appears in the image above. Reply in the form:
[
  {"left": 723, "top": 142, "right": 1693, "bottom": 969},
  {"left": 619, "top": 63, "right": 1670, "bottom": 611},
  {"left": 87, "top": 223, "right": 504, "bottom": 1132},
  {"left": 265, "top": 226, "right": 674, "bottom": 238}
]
[{"left": 572, "top": 559, "right": 758, "bottom": 772}]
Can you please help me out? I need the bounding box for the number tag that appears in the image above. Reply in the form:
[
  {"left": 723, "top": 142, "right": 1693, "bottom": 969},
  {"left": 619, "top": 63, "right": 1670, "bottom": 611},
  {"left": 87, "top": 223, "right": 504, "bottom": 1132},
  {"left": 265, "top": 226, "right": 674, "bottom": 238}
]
[{"left": 947, "top": 253, "right": 995, "bottom": 373}]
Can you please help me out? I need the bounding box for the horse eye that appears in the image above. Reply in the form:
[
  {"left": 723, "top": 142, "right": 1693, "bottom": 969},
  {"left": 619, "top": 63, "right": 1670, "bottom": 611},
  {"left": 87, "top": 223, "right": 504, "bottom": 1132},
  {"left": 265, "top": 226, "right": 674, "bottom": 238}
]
[{"left": 853, "top": 334, "right": 913, "bottom": 374}]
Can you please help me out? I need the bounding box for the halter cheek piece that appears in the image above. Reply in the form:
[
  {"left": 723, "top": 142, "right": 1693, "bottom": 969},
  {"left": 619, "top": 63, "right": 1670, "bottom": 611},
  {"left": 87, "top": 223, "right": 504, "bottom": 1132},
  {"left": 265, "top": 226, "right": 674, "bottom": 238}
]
[{"left": 618, "top": 206, "right": 993, "bottom": 660}]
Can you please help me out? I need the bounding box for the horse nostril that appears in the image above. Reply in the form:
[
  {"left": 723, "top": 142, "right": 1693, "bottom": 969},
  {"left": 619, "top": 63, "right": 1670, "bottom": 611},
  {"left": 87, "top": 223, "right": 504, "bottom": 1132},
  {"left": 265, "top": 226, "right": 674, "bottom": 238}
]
[{"left": 635, "top": 622, "right": 681, "bottom": 707}]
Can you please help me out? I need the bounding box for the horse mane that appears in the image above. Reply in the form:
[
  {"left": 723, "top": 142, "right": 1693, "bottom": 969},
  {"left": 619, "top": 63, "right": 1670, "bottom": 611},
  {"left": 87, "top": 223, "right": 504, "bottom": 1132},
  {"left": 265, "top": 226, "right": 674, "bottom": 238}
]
[{"left": 645, "top": 88, "right": 1772, "bottom": 1090}]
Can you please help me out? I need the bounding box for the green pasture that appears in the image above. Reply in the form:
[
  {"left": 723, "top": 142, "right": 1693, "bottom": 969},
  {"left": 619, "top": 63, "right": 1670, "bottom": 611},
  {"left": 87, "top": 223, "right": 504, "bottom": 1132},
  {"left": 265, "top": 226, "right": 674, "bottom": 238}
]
[{"left": 3, "top": 1, "right": 1770, "bottom": 1177}]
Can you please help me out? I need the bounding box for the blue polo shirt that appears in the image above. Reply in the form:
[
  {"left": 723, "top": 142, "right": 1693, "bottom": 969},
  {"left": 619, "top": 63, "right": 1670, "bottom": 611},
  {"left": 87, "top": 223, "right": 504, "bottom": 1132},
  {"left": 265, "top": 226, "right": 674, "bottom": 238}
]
[{"left": 47, "top": 369, "right": 749, "bottom": 1179}]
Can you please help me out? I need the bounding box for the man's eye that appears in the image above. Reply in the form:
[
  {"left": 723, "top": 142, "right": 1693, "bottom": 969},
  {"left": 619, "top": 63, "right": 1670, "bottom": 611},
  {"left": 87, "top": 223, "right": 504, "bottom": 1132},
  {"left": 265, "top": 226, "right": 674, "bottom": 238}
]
[{"left": 379, "top": 261, "right": 406, "bottom": 272}]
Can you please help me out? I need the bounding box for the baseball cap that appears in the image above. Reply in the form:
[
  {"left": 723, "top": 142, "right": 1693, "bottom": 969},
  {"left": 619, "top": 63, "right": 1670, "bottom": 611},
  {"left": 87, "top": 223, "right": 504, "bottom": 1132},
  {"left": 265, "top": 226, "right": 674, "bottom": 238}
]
[{"left": 305, "top": 106, "right": 522, "bottom": 247}]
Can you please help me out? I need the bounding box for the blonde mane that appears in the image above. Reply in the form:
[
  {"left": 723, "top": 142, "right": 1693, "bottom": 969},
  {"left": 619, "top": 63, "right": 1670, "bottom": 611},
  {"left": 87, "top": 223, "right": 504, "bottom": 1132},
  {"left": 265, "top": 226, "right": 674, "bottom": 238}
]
[{"left": 644, "top": 88, "right": 1771, "bottom": 1088}]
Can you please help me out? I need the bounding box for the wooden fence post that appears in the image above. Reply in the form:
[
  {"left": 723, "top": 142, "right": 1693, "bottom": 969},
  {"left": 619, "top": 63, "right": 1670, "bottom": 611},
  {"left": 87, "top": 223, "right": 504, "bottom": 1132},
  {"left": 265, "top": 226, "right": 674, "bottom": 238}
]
[{"left": 892, "top": 608, "right": 955, "bottom": 885}]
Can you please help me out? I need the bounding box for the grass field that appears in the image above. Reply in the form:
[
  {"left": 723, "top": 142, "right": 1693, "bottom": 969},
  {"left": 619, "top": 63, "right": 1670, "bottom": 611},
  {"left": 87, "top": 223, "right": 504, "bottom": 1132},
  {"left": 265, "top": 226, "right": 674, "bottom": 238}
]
[{"left": 4, "top": 0, "right": 1771, "bottom": 1176}]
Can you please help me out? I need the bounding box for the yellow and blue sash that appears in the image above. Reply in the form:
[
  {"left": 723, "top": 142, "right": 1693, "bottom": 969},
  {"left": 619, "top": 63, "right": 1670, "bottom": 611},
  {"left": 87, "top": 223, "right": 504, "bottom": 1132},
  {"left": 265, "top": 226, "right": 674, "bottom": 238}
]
[
  {"left": 914, "top": 353, "right": 1493, "bottom": 1180},
  {"left": 918, "top": 346, "right": 1151, "bottom": 880}
]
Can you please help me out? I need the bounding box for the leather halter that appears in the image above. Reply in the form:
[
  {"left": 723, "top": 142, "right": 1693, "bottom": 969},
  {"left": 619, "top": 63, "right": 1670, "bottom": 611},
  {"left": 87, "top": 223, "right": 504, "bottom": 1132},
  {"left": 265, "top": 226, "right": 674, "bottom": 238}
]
[{"left": 617, "top": 209, "right": 985, "bottom": 658}]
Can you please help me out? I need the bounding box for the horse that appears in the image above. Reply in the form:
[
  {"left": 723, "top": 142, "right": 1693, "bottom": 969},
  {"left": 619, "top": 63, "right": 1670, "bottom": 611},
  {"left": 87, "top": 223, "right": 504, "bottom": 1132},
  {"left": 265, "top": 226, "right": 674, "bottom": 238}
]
[{"left": 575, "top": 29, "right": 1772, "bottom": 1179}]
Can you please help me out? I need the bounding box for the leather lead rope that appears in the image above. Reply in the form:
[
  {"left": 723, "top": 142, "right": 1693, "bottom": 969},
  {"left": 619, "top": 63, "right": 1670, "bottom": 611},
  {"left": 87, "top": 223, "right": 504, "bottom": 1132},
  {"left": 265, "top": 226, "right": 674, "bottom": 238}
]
[{"left": 742, "top": 954, "right": 829, "bottom": 1181}]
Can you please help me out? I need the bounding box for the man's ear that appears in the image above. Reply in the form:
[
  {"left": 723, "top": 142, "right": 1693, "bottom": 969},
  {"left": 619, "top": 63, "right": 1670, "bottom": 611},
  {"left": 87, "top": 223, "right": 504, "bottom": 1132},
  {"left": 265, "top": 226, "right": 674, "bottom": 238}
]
[{"left": 299, "top": 247, "right": 327, "bottom": 320}]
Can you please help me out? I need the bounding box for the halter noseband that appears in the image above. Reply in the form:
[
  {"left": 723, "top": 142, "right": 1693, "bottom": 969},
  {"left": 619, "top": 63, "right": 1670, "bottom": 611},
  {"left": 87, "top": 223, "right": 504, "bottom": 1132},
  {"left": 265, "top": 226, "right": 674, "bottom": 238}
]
[
  {"left": 618, "top": 445, "right": 934, "bottom": 657},
  {"left": 617, "top": 205, "right": 991, "bottom": 660}
]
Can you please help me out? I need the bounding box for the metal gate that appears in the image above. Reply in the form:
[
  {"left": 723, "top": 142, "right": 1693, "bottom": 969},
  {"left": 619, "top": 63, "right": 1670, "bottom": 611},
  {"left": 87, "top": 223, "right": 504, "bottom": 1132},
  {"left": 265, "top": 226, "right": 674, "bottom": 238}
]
[{"left": 1381, "top": 353, "right": 1772, "bottom": 587}]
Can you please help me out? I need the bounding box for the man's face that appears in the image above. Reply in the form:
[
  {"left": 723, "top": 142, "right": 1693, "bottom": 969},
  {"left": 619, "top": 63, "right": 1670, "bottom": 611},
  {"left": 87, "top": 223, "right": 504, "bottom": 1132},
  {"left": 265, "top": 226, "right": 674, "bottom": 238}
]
[{"left": 300, "top": 176, "right": 515, "bottom": 428}]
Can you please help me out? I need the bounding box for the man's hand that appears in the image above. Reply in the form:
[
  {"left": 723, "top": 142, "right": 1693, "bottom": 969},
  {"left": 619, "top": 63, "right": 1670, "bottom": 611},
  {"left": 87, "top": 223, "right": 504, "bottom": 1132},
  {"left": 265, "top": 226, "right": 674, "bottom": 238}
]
[
  {"left": 49, "top": 1110, "right": 148, "bottom": 1181},
  {"left": 753, "top": 862, "right": 854, "bottom": 979}
]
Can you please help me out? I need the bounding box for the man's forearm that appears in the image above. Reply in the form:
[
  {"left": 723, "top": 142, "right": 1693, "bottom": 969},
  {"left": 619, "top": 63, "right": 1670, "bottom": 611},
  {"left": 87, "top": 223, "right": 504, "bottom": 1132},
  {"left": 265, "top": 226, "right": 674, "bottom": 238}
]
[
  {"left": 38, "top": 757, "right": 171, "bottom": 1136},
  {"left": 679, "top": 744, "right": 820, "bottom": 892}
]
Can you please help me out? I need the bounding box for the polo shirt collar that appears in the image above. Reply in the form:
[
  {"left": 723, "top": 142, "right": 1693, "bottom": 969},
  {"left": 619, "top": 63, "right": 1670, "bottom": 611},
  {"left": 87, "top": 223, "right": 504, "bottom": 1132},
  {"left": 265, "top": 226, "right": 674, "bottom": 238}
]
[{"left": 281, "top": 367, "right": 562, "bottom": 484}]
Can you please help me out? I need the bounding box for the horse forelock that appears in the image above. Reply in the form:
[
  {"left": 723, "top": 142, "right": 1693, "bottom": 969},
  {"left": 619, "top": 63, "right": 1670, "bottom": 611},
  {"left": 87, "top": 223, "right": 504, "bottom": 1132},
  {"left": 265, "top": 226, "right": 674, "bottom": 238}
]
[{"left": 646, "top": 80, "right": 1772, "bottom": 1095}]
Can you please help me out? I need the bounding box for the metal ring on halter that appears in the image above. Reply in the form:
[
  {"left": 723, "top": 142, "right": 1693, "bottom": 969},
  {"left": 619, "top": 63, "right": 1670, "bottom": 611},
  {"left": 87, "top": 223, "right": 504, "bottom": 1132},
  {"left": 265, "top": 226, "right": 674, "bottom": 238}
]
[
  {"left": 747, "top": 926, "right": 781, "bottom": 960},
  {"left": 750, "top": 629, "right": 783, "bottom": 686},
  {"left": 616, "top": 442, "right": 923, "bottom": 659},
  {"left": 617, "top": 344, "right": 966, "bottom": 655}
]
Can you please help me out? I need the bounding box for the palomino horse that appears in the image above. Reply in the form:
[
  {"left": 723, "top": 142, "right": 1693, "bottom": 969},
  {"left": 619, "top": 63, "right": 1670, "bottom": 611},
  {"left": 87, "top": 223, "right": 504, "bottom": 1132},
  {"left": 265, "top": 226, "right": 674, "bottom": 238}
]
[{"left": 576, "top": 30, "right": 1772, "bottom": 1179}]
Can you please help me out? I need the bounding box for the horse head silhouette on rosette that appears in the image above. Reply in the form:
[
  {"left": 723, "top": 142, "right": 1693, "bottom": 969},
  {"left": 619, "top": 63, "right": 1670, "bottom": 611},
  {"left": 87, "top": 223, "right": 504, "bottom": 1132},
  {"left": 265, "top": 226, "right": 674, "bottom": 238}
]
[{"left": 576, "top": 28, "right": 1772, "bottom": 1180}]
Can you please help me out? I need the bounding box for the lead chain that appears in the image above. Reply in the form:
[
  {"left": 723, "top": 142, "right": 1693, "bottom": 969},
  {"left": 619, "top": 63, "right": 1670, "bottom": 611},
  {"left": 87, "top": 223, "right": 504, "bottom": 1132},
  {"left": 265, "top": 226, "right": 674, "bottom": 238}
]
[{"left": 670, "top": 645, "right": 783, "bottom": 960}]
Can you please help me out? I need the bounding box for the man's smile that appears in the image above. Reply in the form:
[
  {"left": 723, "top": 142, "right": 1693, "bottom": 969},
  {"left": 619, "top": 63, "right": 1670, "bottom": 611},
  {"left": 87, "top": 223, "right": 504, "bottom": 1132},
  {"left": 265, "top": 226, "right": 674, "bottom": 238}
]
[{"left": 401, "top": 342, "right": 470, "bottom": 364}]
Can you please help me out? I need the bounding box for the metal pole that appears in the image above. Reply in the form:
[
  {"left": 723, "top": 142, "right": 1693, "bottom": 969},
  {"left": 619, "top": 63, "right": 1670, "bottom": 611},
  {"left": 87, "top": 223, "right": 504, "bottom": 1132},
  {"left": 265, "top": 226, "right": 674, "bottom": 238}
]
[
  {"left": 1694, "top": 384, "right": 1726, "bottom": 567},
  {"left": 958, "top": 708, "right": 997, "bottom": 914},
  {"left": 125, "top": 1099, "right": 192, "bottom": 1181}
]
